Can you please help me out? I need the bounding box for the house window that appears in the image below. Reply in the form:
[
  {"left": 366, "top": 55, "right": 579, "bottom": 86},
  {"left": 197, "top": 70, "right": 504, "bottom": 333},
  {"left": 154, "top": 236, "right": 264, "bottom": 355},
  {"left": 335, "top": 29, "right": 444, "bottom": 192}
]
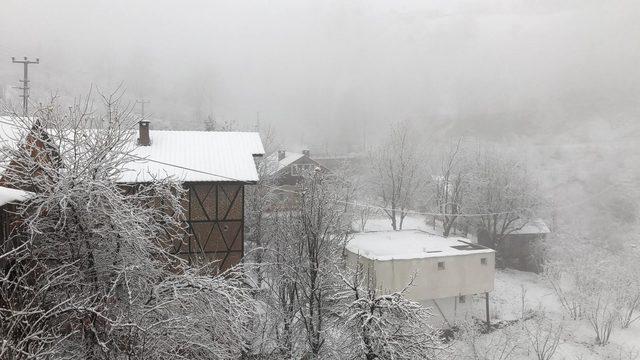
[
  {"left": 437, "top": 261, "right": 445, "bottom": 270},
  {"left": 459, "top": 295, "right": 466, "bottom": 303},
  {"left": 481, "top": 258, "right": 487, "bottom": 266}
]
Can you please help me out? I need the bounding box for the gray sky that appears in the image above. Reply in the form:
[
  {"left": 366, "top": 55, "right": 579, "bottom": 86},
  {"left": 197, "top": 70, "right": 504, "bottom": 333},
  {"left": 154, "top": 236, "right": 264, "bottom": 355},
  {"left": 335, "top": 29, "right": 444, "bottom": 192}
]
[{"left": 1, "top": 0, "right": 639, "bottom": 152}]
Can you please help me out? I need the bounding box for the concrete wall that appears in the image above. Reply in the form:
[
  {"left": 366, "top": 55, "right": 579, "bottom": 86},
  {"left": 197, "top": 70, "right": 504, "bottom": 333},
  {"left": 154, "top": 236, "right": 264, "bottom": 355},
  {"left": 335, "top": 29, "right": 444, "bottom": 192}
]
[
  {"left": 347, "top": 251, "right": 495, "bottom": 302},
  {"left": 421, "top": 295, "right": 485, "bottom": 327}
]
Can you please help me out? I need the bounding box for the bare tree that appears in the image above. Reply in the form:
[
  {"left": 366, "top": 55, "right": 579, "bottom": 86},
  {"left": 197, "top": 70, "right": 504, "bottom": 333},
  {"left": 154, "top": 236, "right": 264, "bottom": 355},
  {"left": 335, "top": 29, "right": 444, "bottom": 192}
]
[
  {"left": 459, "top": 321, "right": 521, "bottom": 360},
  {"left": 203, "top": 113, "right": 237, "bottom": 131},
  {"left": 256, "top": 170, "right": 352, "bottom": 359},
  {"left": 523, "top": 312, "right": 563, "bottom": 360},
  {"left": 433, "top": 137, "right": 467, "bottom": 237},
  {"left": 370, "top": 122, "right": 424, "bottom": 230},
  {"left": 543, "top": 256, "right": 583, "bottom": 321},
  {"left": 545, "top": 238, "right": 621, "bottom": 346},
  {"left": 337, "top": 265, "right": 444, "bottom": 359},
  {"left": 583, "top": 287, "right": 618, "bottom": 346},
  {"left": 245, "top": 125, "right": 279, "bottom": 289},
  {"left": 0, "top": 94, "right": 256, "bottom": 359},
  {"left": 617, "top": 260, "right": 640, "bottom": 329},
  {"left": 466, "top": 145, "right": 541, "bottom": 261}
]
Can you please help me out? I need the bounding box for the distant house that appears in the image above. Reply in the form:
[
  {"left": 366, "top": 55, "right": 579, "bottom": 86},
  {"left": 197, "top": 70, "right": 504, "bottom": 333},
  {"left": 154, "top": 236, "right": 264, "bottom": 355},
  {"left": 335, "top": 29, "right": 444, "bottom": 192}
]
[
  {"left": 477, "top": 218, "right": 550, "bottom": 273},
  {"left": 313, "top": 152, "right": 366, "bottom": 177},
  {"left": 346, "top": 229, "right": 495, "bottom": 327},
  {"left": 263, "top": 150, "right": 329, "bottom": 210},
  {"left": 265, "top": 149, "right": 328, "bottom": 186},
  {"left": 0, "top": 118, "right": 265, "bottom": 271}
]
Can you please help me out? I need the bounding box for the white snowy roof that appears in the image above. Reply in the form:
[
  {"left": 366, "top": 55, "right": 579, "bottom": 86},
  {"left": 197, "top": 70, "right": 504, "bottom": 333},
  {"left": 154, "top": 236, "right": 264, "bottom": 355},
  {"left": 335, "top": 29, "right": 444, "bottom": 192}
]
[
  {"left": 119, "top": 130, "right": 264, "bottom": 183},
  {"left": 347, "top": 230, "right": 494, "bottom": 261},
  {"left": 0, "top": 119, "right": 31, "bottom": 176},
  {"left": 0, "top": 118, "right": 265, "bottom": 183},
  {"left": 0, "top": 118, "right": 27, "bottom": 149},
  {"left": 509, "top": 219, "right": 550, "bottom": 235},
  {"left": 264, "top": 151, "right": 305, "bottom": 174},
  {"left": 0, "top": 186, "right": 33, "bottom": 206}
]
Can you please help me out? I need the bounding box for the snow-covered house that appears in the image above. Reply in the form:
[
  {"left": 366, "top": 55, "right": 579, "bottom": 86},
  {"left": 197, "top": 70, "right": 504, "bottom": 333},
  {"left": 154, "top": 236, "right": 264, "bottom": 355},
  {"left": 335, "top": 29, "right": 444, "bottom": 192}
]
[
  {"left": 264, "top": 149, "right": 328, "bottom": 187},
  {"left": 263, "top": 149, "right": 329, "bottom": 210},
  {"left": 346, "top": 229, "right": 495, "bottom": 327},
  {"left": 119, "top": 121, "right": 265, "bottom": 270},
  {"left": 0, "top": 118, "right": 265, "bottom": 271}
]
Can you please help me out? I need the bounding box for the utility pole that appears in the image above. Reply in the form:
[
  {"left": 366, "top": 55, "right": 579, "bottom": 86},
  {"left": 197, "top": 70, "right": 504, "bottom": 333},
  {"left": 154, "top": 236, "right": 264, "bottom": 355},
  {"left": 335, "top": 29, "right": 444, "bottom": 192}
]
[
  {"left": 136, "top": 98, "right": 150, "bottom": 119},
  {"left": 11, "top": 56, "right": 39, "bottom": 116},
  {"left": 362, "top": 119, "right": 367, "bottom": 152}
]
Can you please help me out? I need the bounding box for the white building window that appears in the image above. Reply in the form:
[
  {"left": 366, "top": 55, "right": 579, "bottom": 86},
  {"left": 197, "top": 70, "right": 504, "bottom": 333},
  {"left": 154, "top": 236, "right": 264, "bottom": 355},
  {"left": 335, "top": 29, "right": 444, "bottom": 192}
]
[
  {"left": 437, "top": 261, "right": 445, "bottom": 270},
  {"left": 458, "top": 295, "right": 466, "bottom": 303},
  {"left": 481, "top": 258, "right": 487, "bottom": 266}
]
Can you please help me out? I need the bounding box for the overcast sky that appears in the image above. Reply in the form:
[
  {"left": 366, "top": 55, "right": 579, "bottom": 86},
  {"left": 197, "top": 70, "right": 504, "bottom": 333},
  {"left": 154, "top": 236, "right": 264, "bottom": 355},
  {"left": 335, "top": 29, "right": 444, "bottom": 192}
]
[{"left": 1, "top": 0, "right": 639, "bottom": 152}]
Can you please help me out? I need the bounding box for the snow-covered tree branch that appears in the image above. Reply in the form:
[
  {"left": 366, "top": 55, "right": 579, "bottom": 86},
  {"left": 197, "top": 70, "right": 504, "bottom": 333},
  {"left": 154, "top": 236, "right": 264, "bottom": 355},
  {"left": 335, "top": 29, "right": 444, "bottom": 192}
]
[{"left": 0, "top": 93, "right": 256, "bottom": 359}]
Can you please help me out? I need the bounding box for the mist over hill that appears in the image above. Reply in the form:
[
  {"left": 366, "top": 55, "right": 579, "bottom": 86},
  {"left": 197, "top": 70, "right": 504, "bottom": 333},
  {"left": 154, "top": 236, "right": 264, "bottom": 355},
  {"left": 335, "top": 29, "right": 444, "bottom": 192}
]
[{"left": 1, "top": 0, "right": 639, "bottom": 152}]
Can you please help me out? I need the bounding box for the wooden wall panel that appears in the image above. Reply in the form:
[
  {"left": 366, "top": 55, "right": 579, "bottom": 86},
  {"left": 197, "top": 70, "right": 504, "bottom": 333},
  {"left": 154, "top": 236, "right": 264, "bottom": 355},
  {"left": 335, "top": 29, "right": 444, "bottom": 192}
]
[{"left": 183, "top": 182, "right": 245, "bottom": 271}]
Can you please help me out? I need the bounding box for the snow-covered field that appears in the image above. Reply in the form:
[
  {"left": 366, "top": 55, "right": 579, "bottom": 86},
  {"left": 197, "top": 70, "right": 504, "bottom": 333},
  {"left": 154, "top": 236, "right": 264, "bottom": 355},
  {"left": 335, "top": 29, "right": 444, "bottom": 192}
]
[
  {"left": 358, "top": 215, "right": 435, "bottom": 233},
  {"left": 470, "top": 269, "right": 640, "bottom": 360}
]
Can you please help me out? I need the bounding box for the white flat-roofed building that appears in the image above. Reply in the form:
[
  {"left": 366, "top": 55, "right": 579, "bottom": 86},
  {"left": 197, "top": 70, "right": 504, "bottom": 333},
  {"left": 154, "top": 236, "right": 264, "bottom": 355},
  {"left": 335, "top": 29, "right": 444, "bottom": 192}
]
[{"left": 346, "top": 229, "right": 495, "bottom": 327}]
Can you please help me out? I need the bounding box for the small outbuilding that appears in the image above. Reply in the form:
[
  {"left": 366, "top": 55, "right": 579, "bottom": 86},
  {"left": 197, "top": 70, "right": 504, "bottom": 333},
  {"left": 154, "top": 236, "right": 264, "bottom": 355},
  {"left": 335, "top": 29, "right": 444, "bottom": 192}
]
[
  {"left": 346, "top": 229, "right": 495, "bottom": 327},
  {"left": 476, "top": 218, "right": 550, "bottom": 273}
]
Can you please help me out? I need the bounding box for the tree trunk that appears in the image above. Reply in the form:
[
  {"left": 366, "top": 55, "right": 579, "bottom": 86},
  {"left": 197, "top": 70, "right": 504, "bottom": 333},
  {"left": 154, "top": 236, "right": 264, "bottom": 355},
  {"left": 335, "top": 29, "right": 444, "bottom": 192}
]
[{"left": 390, "top": 209, "right": 397, "bottom": 230}]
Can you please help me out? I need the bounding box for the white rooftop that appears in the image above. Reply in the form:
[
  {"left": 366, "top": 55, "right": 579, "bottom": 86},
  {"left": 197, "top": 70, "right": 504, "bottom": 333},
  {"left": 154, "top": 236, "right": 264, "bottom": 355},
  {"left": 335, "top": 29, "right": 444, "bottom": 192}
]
[
  {"left": 347, "top": 229, "right": 494, "bottom": 261},
  {"left": 264, "top": 151, "right": 305, "bottom": 174},
  {"left": 0, "top": 186, "right": 33, "bottom": 206},
  {"left": 510, "top": 218, "right": 550, "bottom": 235},
  {"left": 0, "top": 118, "right": 265, "bottom": 183},
  {"left": 119, "top": 130, "right": 264, "bottom": 183}
]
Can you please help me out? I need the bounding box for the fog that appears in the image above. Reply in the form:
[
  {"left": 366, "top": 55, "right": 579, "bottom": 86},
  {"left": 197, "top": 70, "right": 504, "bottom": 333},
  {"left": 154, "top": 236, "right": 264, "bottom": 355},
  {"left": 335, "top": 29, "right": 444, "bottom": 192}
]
[
  {"left": 1, "top": 0, "right": 640, "bottom": 151},
  {"left": 2, "top": 3, "right": 640, "bottom": 357}
]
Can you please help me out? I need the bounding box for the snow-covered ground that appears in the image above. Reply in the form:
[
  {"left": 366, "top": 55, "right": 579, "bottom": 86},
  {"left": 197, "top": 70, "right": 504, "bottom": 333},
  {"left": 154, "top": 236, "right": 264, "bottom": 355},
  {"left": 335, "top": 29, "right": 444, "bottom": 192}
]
[
  {"left": 478, "top": 269, "right": 640, "bottom": 360},
  {"left": 358, "top": 215, "right": 436, "bottom": 233}
]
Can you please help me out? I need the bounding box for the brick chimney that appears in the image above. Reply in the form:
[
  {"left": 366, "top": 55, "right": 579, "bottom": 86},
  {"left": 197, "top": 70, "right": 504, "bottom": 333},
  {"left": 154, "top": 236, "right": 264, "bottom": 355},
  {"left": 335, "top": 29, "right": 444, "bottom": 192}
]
[
  {"left": 277, "top": 150, "right": 286, "bottom": 161},
  {"left": 138, "top": 120, "right": 151, "bottom": 146},
  {"left": 302, "top": 149, "right": 310, "bottom": 157}
]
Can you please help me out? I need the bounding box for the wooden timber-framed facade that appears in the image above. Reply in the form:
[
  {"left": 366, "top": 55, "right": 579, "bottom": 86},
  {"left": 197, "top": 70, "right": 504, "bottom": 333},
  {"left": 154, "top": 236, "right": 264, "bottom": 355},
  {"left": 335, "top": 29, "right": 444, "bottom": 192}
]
[
  {"left": 179, "top": 181, "right": 247, "bottom": 271},
  {"left": 117, "top": 121, "right": 265, "bottom": 271}
]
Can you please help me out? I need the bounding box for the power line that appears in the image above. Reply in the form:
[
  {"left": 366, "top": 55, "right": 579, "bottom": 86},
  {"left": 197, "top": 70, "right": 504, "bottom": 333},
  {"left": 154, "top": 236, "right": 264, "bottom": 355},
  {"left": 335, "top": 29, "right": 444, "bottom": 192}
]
[
  {"left": 136, "top": 98, "right": 150, "bottom": 119},
  {"left": 118, "top": 149, "right": 616, "bottom": 218},
  {"left": 0, "top": 117, "right": 619, "bottom": 218},
  {"left": 11, "top": 56, "right": 39, "bottom": 116},
  {"left": 334, "top": 183, "right": 616, "bottom": 218}
]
